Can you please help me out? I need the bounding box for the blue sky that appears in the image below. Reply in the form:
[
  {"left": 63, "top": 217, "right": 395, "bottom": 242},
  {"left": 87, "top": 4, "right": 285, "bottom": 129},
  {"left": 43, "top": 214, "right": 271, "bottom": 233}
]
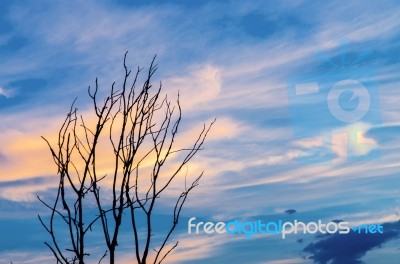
[{"left": 0, "top": 0, "right": 400, "bottom": 263}]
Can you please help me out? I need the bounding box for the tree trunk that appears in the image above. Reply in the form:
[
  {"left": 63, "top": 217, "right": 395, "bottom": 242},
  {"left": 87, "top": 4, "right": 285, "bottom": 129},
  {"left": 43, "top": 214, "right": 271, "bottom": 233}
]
[{"left": 110, "top": 249, "right": 115, "bottom": 264}]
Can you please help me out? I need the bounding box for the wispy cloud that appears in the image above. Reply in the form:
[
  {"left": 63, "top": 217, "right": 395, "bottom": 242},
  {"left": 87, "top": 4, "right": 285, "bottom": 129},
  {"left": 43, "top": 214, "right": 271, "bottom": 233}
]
[
  {"left": 0, "top": 86, "right": 13, "bottom": 98},
  {"left": 1, "top": 0, "right": 400, "bottom": 263}
]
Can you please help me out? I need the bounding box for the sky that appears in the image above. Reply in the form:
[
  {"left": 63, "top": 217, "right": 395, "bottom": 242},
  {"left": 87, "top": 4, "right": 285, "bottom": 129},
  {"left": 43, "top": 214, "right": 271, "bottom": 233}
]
[{"left": 0, "top": 0, "right": 400, "bottom": 263}]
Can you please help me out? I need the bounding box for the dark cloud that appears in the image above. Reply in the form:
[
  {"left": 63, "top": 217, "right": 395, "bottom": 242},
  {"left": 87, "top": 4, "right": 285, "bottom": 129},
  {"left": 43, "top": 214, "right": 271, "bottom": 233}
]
[
  {"left": 304, "top": 221, "right": 400, "bottom": 264},
  {"left": 285, "top": 209, "right": 297, "bottom": 214}
]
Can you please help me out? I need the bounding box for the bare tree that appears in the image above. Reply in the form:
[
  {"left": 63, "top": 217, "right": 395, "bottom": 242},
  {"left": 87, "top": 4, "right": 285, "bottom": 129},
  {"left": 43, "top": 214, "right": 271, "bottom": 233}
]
[{"left": 38, "top": 52, "right": 214, "bottom": 264}]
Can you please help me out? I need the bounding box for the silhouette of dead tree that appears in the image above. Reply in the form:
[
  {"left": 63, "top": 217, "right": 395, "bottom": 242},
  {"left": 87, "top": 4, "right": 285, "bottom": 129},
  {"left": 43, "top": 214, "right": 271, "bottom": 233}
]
[{"left": 38, "top": 52, "right": 214, "bottom": 264}]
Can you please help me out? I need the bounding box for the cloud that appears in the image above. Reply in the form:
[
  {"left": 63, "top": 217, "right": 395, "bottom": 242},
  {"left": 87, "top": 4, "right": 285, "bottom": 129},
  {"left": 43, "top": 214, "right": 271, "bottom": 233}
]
[
  {"left": 304, "top": 221, "right": 400, "bottom": 264},
  {"left": 292, "top": 122, "right": 378, "bottom": 165},
  {"left": 263, "top": 258, "right": 306, "bottom": 264},
  {"left": 284, "top": 209, "right": 297, "bottom": 215},
  {"left": 0, "top": 1, "right": 399, "bottom": 263},
  {"left": 0, "top": 86, "right": 13, "bottom": 98},
  {"left": 0, "top": 176, "right": 57, "bottom": 202},
  {"left": 0, "top": 118, "right": 61, "bottom": 182},
  {"left": 163, "top": 65, "right": 221, "bottom": 111},
  {"left": 0, "top": 252, "right": 53, "bottom": 264},
  {"left": 332, "top": 122, "right": 378, "bottom": 162}
]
